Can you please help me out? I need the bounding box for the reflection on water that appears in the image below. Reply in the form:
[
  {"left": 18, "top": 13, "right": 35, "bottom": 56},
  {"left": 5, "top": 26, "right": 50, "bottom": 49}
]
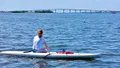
[
  {"left": 30, "top": 59, "right": 48, "bottom": 68},
  {"left": 27, "top": 58, "right": 75, "bottom": 68},
  {"left": 0, "top": 55, "right": 96, "bottom": 68}
]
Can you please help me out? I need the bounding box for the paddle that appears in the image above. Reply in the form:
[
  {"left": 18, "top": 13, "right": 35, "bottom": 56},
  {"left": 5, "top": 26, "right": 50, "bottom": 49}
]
[
  {"left": 23, "top": 49, "right": 51, "bottom": 59},
  {"left": 23, "top": 50, "right": 32, "bottom": 53},
  {"left": 23, "top": 49, "right": 36, "bottom": 53},
  {"left": 44, "top": 50, "right": 51, "bottom": 59}
]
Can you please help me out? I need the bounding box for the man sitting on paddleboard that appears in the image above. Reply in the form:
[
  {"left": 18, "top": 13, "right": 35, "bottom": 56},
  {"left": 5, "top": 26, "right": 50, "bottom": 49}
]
[{"left": 32, "top": 29, "right": 50, "bottom": 53}]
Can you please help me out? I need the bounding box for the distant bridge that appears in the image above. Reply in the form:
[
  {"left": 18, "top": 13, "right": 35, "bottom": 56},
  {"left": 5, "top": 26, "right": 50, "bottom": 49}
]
[
  {"left": 28, "top": 9, "right": 118, "bottom": 13},
  {"left": 51, "top": 9, "right": 110, "bottom": 13}
]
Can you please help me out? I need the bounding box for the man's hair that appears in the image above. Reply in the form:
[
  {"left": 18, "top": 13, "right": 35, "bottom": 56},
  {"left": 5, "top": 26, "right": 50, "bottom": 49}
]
[{"left": 38, "top": 29, "right": 43, "bottom": 34}]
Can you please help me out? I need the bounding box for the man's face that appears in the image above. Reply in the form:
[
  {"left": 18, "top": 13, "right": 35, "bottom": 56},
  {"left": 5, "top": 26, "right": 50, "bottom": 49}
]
[{"left": 38, "top": 31, "right": 42, "bottom": 38}]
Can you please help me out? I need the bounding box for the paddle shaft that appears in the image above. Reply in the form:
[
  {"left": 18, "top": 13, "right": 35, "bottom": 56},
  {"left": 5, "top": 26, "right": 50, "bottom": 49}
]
[{"left": 44, "top": 51, "right": 50, "bottom": 59}]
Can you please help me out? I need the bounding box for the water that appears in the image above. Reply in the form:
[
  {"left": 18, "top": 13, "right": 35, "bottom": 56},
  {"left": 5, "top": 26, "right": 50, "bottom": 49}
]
[{"left": 0, "top": 13, "right": 120, "bottom": 68}]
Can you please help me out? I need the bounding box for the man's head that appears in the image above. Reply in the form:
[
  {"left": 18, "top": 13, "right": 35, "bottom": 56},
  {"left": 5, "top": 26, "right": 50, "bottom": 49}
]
[{"left": 37, "top": 29, "right": 43, "bottom": 38}]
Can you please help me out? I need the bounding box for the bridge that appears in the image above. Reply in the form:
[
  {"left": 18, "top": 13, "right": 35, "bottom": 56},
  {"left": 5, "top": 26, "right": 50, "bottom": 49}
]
[
  {"left": 50, "top": 9, "right": 110, "bottom": 13},
  {"left": 28, "top": 9, "right": 118, "bottom": 13}
]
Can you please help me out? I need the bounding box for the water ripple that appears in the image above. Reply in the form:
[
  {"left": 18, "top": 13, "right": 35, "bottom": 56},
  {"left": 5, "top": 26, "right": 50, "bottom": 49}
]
[{"left": 0, "top": 13, "right": 120, "bottom": 68}]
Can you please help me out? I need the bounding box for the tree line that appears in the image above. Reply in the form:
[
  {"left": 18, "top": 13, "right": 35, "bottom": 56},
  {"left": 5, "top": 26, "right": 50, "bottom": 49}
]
[{"left": 8, "top": 10, "right": 53, "bottom": 13}]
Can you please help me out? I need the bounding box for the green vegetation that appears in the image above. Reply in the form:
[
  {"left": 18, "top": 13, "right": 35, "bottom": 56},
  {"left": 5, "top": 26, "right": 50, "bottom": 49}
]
[
  {"left": 8, "top": 10, "right": 53, "bottom": 13},
  {"left": 34, "top": 10, "right": 53, "bottom": 13},
  {"left": 9, "top": 10, "right": 28, "bottom": 13}
]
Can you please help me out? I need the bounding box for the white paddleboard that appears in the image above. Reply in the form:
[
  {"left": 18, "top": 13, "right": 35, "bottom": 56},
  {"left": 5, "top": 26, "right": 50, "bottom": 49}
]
[{"left": 0, "top": 51, "right": 101, "bottom": 60}]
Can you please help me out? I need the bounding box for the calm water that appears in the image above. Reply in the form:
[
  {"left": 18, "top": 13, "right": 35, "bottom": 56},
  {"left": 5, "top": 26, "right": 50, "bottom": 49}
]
[{"left": 0, "top": 13, "right": 120, "bottom": 68}]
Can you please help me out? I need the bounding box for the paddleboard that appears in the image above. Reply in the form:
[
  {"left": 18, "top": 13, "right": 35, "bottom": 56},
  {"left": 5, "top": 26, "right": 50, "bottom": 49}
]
[{"left": 0, "top": 51, "right": 101, "bottom": 60}]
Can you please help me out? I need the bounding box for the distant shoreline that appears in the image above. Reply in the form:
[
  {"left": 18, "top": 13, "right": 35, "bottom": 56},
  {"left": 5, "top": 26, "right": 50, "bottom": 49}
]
[
  {"left": 0, "top": 10, "right": 53, "bottom": 13},
  {"left": 0, "top": 9, "right": 119, "bottom": 14}
]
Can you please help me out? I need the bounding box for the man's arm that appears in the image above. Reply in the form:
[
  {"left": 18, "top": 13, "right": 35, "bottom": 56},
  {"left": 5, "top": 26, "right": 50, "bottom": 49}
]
[{"left": 44, "top": 42, "right": 50, "bottom": 51}]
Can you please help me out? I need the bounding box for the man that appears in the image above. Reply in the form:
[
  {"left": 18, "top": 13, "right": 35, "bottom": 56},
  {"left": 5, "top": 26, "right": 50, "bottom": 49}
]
[{"left": 32, "top": 29, "right": 50, "bottom": 53}]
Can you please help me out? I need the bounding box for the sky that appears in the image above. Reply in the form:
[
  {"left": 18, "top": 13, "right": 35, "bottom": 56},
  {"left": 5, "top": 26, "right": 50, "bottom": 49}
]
[{"left": 0, "top": 0, "right": 120, "bottom": 11}]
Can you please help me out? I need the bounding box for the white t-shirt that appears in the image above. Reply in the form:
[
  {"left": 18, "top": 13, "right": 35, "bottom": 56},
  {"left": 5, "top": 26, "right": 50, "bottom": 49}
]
[{"left": 32, "top": 35, "right": 45, "bottom": 51}]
